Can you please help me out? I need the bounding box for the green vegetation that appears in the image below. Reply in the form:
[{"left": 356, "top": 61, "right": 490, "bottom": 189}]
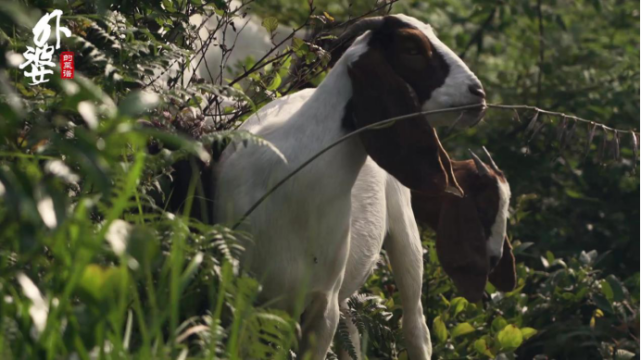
[{"left": 0, "top": 0, "right": 638, "bottom": 359}]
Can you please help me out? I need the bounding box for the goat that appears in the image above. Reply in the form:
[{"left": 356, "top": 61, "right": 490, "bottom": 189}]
[
  {"left": 189, "top": 0, "right": 293, "bottom": 83},
  {"left": 339, "top": 148, "right": 515, "bottom": 359},
  {"left": 213, "top": 15, "right": 486, "bottom": 359}
]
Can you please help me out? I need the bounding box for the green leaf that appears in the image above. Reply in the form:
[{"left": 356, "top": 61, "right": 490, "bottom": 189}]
[
  {"left": 180, "top": 252, "right": 204, "bottom": 291},
  {"left": 497, "top": 324, "right": 523, "bottom": 350},
  {"left": 78, "top": 264, "right": 108, "bottom": 301},
  {"left": 451, "top": 322, "right": 475, "bottom": 338},
  {"left": 439, "top": 293, "right": 450, "bottom": 307},
  {"left": 450, "top": 297, "right": 468, "bottom": 317},
  {"left": 261, "top": 17, "right": 279, "bottom": 33},
  {"left": 474, "top": 338, "right": 494, "bottom": 357},
  {"left": 521, "top": 327, "right": 537, "bottom": 340},
  {"left": 546, "top": 250, "right": 555, "bottom": 263},
  {"left": 491, "top": 316, "right": 508, "bottom": 333},
  {"left": 266, "top": 73, "right": 281, "bottom": 91},
  {"left": 601, "top": 279, "right": 614, "bottom": 301},
  {"left": 593, "top": 294, "right": 615, "bottom": 314},
  {"left": 433, "top": 316, "right": 448, "bottom": 343},
  {"left": 292, "top": 37, "right": 309, "bottom": 58},
  {"left": 292, "top": 37, "right": 306, "bottom": 51},
  {"left": 605, "top": 275, "right": 626, "bottom": 302}
]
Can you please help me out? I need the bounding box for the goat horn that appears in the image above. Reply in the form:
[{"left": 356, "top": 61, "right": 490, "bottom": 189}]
[
  {"left": 482, "top": 146, "right": 500, "bottom": 172},
  {"left": 469, "top": 149, "right": 491, "bottom": 176},
  {"left": 334, "top": 17, "right": 385, "bottom": 47}
]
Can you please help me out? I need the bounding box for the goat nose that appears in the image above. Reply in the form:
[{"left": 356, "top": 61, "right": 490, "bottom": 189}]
[
  {"left": 489, "top": 255, "right": 500, "bottom": 269},
  {"left": 468, "top": 84, "right": 485, "bottom": 98}
]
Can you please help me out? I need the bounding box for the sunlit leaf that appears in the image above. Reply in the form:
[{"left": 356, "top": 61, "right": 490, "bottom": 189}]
[
  {"left": 261, "top": 17, "right": 279, "bottom": 33},
  {"left": 451, "top": 322, "right": 475, "bottom": 338},
  {"left": 433, "top": 316, "right": 447, "bottom": 343},
  {"left": 497, "top": 325, "right": 523, "bottom": 350}
]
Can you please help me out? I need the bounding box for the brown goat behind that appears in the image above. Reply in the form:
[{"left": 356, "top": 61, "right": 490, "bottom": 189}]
[{"left": 412, "top": 159, "right": 516, "bottom": 302}]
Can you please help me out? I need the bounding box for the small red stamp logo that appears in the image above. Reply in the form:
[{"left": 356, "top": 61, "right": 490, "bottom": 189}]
[{"left": 60, "top": 52, "right": 74, "bottom": 79}]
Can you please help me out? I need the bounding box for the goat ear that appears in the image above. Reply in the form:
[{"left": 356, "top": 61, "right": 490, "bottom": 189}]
[
  {"left": 348, "top": 46, "right": 462, "bottom": 196},
  {"left": 488, "top": 236, "right": 517, "bottom": 292},
  {"left": 436, "top": 195, "right": 488, "bottom": 302}
]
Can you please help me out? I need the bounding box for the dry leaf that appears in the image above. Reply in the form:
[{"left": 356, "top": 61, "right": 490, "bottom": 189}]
[
  {"left": 525, "top": 112, "right": 540, "bottom": 134},
  {"left": 598, "top": 127, "right": 608, "bottom": 164},
  {"left": 512, "top": 109, "right": 522, "bottom": 123},
  {"left": 561, "top": 119, "right": 577, "bottom": 151},
  {"left": 611, "top": 130, "right": 620, "bottom": 161},
  {"left": 528, "top": 120, "right": 546, "bottom": 143},
  {"left": 585, "top": 122, "right": 598, "bottom": 157}
]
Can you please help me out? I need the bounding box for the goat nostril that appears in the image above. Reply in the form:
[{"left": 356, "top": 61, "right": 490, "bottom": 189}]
[
  {"left": 489, "top": 256, "right": 500, "bottom": 269},
  {"left": 468, "top": 84, "right": 485, "bottom": 98}
]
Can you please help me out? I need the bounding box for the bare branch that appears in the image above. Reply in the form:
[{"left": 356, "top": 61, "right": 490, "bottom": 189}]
[
  {"left": 458, "top": 8, "right": 496, "bottom": 59},
  {"left": 487, "top": 104, "right": 638, "bottom": 136}
]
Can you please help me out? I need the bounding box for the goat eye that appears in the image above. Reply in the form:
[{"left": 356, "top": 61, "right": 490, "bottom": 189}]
[{"left": 404, "top": 47, "right": 420, "bottom": 56}]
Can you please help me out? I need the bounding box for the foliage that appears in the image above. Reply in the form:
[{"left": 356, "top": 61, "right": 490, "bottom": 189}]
[{"left": 0, "top": 0, "right": 638, "bottom": 359}]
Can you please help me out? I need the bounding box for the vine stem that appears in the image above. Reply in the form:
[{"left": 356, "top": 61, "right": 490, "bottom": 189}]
[{"left": 230, "top": 103, "right": 638, "bottom": 228}]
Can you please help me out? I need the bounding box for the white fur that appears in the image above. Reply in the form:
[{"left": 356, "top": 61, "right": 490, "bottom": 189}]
[
  {"left": 214, "top": 16, "right": 479, "bottom": 359},
  {"left": 339, "top": 162, "right": 511, "bottom": 360},
  {"left": 339, "top": 158, "right": 432, "bottom": 360},
  {"left": 216, "top": 34, "right": 371, "bottom": 360},
  {"left": 392, "top": 14, "right": 485, "bottom": 128},
  {"left": 488, "top": 179, "right": 511, "bottom": 258},
  {"left": 190, "top": 0, "right": 294, "bottom": 83}
]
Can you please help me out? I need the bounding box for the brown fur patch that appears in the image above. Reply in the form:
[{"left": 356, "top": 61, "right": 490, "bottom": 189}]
[
  {"left": 346, "top": 17, "right": 460, "bottom": 195},
  {"left": 411, "top": 159, "right": 517, "bottom": 301}
]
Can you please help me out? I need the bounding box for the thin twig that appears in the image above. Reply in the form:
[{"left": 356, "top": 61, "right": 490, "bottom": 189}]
[
  {"left": 459, "top": 8, "right": 496, "bottom": 59},
  {"left": 231, "top": 103, "right": 484, "bottom": 229},
  {"left": 536, "top": 0, "right": 545, "bottom": 106},
  {"left": 230, "top": 102, "right": 638, "bottom": 228},
  {"left": 488, "top": 104, "right": 639, "bottom": 135}
]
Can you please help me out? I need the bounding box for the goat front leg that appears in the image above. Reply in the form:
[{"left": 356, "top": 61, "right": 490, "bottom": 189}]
[
  {"left": 338, "top": 298, "right": 362, "bottom": 360},
  {"left": 385, "top": 179, "right": 432, "bottom": 360},
  {"left": 299, "top": 291, "right": 341, "bottom": 360}
]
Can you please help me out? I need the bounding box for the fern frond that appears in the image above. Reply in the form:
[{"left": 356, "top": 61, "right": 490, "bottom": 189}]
[{"left": 202, "top": 130, "right": 288, "bottom": 164}]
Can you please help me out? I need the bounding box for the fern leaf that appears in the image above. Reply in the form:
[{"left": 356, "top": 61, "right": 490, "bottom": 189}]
[{"left": 202, "top": 130, "right": 288, "bottom": 164}]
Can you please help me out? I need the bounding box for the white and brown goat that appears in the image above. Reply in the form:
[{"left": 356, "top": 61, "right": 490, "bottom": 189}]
[
  {"left": 213, "top": 15, "right": 486, "bottom": 359},
  {"left": 339, "top": 148, "right": 516, "bottom": 359}
]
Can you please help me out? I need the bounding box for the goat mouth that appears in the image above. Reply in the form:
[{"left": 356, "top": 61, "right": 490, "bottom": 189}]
[
  {"left": 468, "top": 103, "right": 487, "bottom": 127},
  {"left": 439, "top": 102, "right": 486, "bottom": 130}
]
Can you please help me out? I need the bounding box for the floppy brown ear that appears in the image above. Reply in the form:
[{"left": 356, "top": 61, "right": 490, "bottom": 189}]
[
  {"left": 348, "top": 46, "right": 462, "bottom": 196},
  {"left": 488, "top": 236, "right": 517, "bottom": 292},
  {"left": 436, "top": 194, "right": 489, "bottom": 302}
]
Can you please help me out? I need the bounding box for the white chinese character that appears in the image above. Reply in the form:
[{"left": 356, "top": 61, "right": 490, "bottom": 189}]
[
  {"left": 63, "top": 70, "right": 73, "bottom": 78},
  {"left": 20, "top": 9, "right": 71, "bottom": 85},
  {"left": 33, "top": 9, "right": 71, "bottom": 49},
  {"left": 20, "top": 45, "right": 55, "bottom": 85},
  {"left": 63, "top": 54, "right": 73, "bottom": 62},
  {"left": 63, "top": 62, "right": 72, "bottom": 70}
]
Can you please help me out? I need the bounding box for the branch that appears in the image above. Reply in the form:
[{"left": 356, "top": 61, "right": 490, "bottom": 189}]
[
  {"left": 231, "top": 103, "right": 484, "bottom": 229},
  {"left": 459, "top": 8, "right": 496, "bottom": 59},
  {"left": 536, "top": 0, "right": 545, "bottom": 106},
  {"left": 487, "top": 104, "right": 638, "bottom": 135},
  {"left": 230, "top": 103, "right": 638, "bottom": 229}
]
